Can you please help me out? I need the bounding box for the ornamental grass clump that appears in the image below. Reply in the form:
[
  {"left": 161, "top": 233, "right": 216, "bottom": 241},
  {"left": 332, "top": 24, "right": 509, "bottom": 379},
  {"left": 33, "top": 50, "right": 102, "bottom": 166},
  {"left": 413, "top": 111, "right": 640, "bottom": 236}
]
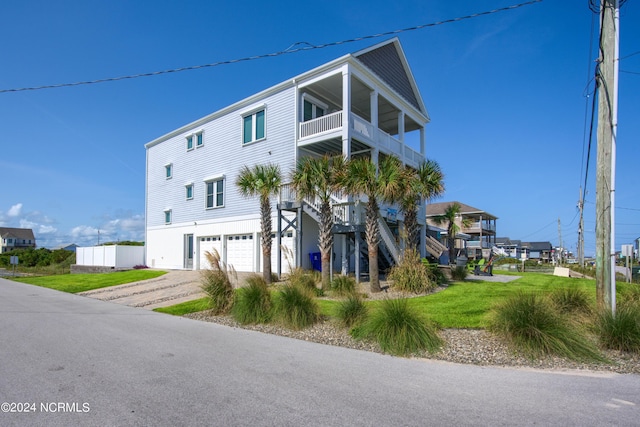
[
  {"left": 288, "top": 267, "right": 323, "bottom": 296},
  {"left": 352, "top": 298, "right": 443, "bottom": 356},
  {"left": 595, "top": 305, "right": 640, "bottom": 353},
  {"left": 201, "top": 250, "right": 235, "bottom": 315},
  {"left": 388, "top": 248, "right": 435, "bottom": 294},
  {"left": 231, "top": 275, "right": 272, "bottom": 325},
  {"left": 450, "top": 266, "right": 468, "bottom": 281},
  {"left": 274, "top": 284, "right": 320, "bottom": 330},
  {"left": 549, "top": 287, "right": 593, "bottom": 316},
  {"left": 334, "top": 294, "right": 368, "bottom": 328},
  {"left": 489, "top": 291, "right": 605, "bottom": 362},
  {"left": 331, "top": 275, "right": 357, "bottom": 297}
]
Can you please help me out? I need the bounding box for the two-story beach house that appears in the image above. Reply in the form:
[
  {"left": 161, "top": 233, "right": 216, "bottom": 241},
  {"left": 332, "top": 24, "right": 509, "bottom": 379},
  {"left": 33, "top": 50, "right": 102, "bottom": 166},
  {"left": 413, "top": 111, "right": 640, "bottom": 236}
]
[
  {"left": 145, "top": 38, "right": 430, "bottom": 277},
  {"left": 0, "top": 227, "right": 36, "bottom": 253}
]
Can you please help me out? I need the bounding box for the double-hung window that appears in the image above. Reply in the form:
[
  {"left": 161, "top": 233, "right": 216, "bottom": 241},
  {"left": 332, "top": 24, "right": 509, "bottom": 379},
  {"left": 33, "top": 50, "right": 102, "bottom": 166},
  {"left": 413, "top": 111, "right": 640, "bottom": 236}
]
[
  {"left": 186, "top": 131, "right": 203, "bottom": 151},
  {"left": 242, "top": 109, "right": 265, "bottom": 144},
  {"left": 205, "top": 177, "right": 224, "bottom": 209}
]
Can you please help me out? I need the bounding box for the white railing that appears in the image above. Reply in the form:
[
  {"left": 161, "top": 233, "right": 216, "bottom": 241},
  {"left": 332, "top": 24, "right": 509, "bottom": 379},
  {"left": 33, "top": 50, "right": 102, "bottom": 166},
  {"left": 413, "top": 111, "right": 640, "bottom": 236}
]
[
  {"left": 378, "top": 216, "right": 400, "bottom": 263},
  {"left": 299, "top": 111, "right": 343, "bottom": 139},
  {"left": 279, "top": 183, "right": 350, "bottom": 224},
  {"left": 464, "top": 221, "right": 496, "bottom": 232},
  {"left": 299, "top": 111, "right": 425, "bottom": 168}
]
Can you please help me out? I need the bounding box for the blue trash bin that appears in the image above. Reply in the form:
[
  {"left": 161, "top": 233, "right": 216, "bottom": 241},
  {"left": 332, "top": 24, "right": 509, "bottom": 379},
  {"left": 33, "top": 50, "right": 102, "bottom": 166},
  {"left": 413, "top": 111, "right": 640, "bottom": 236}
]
[{"left": 309, "top": 252, "right": 321, "bottom": 271}]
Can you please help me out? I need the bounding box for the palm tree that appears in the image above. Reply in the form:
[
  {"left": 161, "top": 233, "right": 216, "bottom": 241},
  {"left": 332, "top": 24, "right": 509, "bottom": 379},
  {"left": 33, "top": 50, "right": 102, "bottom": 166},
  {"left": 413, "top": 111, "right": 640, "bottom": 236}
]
[
  {"left": 236, "top": 163, "right": 282, "bottom": 284},
  {"left": 342, "top": 155, "right": 403, "bottom": 292},
  {"left": 291, "top": 155, "right": 346, "bottom": 291},
  {"left": 431, "top": 202, "right": 470, "bottom": 264},
  {"left": 398, "top": 159, "right": 445, "bottom": 251}
]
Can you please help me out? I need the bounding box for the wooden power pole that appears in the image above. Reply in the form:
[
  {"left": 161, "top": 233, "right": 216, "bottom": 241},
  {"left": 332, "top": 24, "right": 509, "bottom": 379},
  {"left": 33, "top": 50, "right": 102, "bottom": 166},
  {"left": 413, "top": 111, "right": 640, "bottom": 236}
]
[{"left": 595, "top": 0, "right": 619, "bottom": 312}]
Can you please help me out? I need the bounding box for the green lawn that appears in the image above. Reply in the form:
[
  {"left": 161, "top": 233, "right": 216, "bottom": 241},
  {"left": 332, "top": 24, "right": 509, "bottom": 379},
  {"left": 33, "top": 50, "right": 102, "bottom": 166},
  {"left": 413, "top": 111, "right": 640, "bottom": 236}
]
[
  {"left": 12, "top": 270, "right": 166, "bottom": 293},
  {"left": 154, "top": 297, "right": 212, "bottom": 316}
]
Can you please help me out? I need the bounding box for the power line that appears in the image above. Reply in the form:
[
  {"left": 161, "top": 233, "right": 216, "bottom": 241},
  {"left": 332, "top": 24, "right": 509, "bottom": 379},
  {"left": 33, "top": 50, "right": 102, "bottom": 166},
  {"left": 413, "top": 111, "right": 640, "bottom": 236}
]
[{"left": 0, "top": 0, "right": 543, "bottom": 94}]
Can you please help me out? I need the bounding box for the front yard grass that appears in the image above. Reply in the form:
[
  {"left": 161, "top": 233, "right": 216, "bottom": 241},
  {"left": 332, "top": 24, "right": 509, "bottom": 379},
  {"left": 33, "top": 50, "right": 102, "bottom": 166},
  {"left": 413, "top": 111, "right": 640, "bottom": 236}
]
[
  {"left": 155, "top": 272, "right": 601, "bottom": 330},
  {"left": 12, "top": 269, "right": 166, "bottom": 293}
]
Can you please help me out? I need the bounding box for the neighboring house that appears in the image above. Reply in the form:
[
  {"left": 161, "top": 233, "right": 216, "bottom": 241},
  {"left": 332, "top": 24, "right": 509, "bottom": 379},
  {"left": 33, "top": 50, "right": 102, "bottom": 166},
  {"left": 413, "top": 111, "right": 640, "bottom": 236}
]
[
  {"left": 0, "top": 227, "right": 36, "bottom": 253},
  {"left": 55, "top": 243, "right": 79, "bottom": 252},
  {"left": 495, "top": 237, "right": 522, "bottom": 259},
  {"left": 425, "top": 201, "right": 498, "bottom": 260},
  {"left": 495, "top": 238, "right": 554, "bottom": 263},
  {"left": 522, "top": 241, "right": 553, "bottom": 263},
  {"left": 145, "top": 38, "right": 430, "bottom": 275}
]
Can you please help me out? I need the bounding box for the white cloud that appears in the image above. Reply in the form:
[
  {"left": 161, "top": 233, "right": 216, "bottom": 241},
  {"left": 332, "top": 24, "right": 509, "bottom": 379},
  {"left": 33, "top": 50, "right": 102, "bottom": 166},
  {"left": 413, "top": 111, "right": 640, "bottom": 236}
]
[{"left": 7, "top": 203, "right": 22, "bottom": 217}]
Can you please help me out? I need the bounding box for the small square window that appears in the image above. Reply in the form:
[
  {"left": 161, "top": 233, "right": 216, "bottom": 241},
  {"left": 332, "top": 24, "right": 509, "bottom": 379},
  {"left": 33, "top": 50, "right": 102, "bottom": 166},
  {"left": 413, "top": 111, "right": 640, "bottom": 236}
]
[
  {"left": 185, "top": 184, "right": 194, "bottom": 200},
  {"left": 196, "top": 132, "right": 204, "bottom": 147},
  {"left": 165, "top": 164, "right": 173, "bottom": 179},
  {"left": 164, "top": 210, "right": 172, "bottom": 224},
  {"left": 186, "top": 135, "right": 194, "bottom": 151}
]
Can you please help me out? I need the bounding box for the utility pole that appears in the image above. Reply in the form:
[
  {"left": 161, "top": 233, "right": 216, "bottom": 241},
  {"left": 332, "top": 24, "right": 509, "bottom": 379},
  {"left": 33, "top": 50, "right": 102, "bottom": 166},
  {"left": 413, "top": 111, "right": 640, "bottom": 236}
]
[
  {"left": 558, "top": 217, "right": 563, "bottom": 264},
  {"left": 577, "top": 188, "right": 585, "bottom": 267},
  {"left": 595, "top": 0, "right": 619, "bottom": 313}
]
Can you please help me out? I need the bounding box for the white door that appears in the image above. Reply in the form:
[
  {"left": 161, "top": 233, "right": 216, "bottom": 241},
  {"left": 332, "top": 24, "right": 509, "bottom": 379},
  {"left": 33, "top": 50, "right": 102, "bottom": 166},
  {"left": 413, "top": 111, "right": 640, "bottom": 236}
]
[
  {"left": 226, "top": 234, "right": 255, "bottom": 272},
  {"left": 265, "top": 231, "right": 295, "bottom": 274},
  {"left": 199, "top": 236, "right": 222, "bottom": 270}
]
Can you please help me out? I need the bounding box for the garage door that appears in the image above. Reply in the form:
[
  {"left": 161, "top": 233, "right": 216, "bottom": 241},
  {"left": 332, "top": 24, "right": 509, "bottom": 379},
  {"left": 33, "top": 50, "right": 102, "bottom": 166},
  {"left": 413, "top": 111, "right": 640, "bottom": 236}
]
[
  {"left": 226, "top": 234, "right": 255, "bottom": 272},
  {"left": 199, "top": 236, "right": 222, "bottom": 270}
]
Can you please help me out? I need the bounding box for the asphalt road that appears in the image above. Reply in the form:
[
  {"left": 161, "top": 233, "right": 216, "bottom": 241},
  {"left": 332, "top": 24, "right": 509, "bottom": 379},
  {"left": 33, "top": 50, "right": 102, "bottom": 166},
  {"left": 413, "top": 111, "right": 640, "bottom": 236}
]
[{"left": 1, "top": 278, "right": 638, "bottom": 426}]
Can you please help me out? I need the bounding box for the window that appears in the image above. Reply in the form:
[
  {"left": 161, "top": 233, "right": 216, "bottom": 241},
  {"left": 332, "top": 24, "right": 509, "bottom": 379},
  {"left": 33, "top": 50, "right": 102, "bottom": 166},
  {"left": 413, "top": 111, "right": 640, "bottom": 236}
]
[
  {"left": 196, "top": 132, "right": 204, "bottom": 147},
  {"left": 303, "top": 99, "right": 325, "bottom": 121},
  {"left": 164, "top": 209, "right": 172, "bottom": 224},
  {"left": 186, "top": 135, "right": 194, "bottom": 151},
  {"left": 205, "top": 178, "right": 224, "bottom": 209},
  {"left": 185, "top": 184, "right": 194, "bottom": 200},
  {"left": 165, "top": 163, "right": 173, "bottom": 179},
  {"left": 242, "top": 109, "right": 265, "bottom": 144}
]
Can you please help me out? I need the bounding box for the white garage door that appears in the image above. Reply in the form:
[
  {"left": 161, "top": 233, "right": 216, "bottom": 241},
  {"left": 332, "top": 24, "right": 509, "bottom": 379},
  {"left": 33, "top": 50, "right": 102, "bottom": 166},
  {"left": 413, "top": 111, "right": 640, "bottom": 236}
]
[
  {"left": 226, "top": 234, "right": 255, "bottom": 272},
  {"left": 199, "top": 236, "right": 222, "bottom": 270}
]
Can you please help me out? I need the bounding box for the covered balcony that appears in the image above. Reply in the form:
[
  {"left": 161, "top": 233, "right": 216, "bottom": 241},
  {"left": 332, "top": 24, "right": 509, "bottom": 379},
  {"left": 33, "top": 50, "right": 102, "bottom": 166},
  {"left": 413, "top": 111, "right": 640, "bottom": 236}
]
[{"left": 296, "top": 68, "right": 426, "bottom": 169}]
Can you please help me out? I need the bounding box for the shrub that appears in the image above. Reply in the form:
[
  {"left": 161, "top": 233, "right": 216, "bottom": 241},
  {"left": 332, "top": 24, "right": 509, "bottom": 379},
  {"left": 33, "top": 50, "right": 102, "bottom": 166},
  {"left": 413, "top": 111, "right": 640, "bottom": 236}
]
[
  {"left": 595, "top": 305, "right": 640, "bottom": 353},
  {"left": 288, "top": 267, "right": 323, "bottom": 296},
  {"left": 618, "top": 285, "right": 640, "bottom": 307},
  {"left": 549, "top": 287, "right": 593, "bottom": 316},
  {"left": 274, "top": 284, "right": 320, "bottom": 330},
  {"left": 489, "top": 291, "right": 605, "bottom": 362},
  {"left": 335, "top": 295, "right": 368, "bottom": 328},
  {"left": 352, "top": 298, "right": 443, "bottom": 356},
  {"left": 331, "top": 275, "right": 356, "bottom": 297},
  {"left": 231, "top": 275, "right": 272, "bottom": 324},
  {"left": 450, "top": 266, "right": 468, "bottom": 281},
  {"left": 388, "top": 249, "right": 435, "bottom": 294},
  {"left": 201, "top": 250, "right": 235, "bottom": 315}
]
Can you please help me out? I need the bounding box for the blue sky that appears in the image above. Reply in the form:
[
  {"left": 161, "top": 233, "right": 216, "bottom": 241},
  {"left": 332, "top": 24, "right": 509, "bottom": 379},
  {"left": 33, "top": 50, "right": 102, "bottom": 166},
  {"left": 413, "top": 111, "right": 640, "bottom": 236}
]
[{"left": 1, "top": 0, "right": 638, "bottom": 256}]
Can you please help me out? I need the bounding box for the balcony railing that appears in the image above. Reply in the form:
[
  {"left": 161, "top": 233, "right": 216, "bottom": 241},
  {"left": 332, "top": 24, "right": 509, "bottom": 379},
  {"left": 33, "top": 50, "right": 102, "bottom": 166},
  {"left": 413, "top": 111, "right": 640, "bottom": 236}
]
[
  {"left": 299, "top": 111, "right": 343, "bottom": 138},
  {"left": 463, "top": 221, "right": 496, "bottom": 232},
  {"left": 298, "top": 111, "right": 424, "bottom": 168}
]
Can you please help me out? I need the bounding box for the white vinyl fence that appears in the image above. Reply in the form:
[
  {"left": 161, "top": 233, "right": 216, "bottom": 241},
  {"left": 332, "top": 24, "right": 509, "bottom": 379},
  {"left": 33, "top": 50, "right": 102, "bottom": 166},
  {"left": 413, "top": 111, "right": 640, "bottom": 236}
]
[{"left": 75, "top": 245, "right": 145, "bottom": 268}]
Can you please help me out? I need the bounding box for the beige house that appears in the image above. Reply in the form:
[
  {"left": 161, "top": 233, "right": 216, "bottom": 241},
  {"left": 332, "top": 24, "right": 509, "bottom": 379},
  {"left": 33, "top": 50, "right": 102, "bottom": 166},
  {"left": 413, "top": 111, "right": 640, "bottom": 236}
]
[
  {"left": 426, "top": 201, "right": 497, "bottom": 260},
  {"left": 0, "top": 227, "right": 36, "bottom": 253}
]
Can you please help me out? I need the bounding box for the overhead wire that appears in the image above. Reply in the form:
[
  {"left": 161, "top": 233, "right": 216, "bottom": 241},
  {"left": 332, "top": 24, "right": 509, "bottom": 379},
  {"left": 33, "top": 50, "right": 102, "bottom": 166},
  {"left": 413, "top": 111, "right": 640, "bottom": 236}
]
[{"left": 0, "top": 0, "right": 543, "bottom": 94}]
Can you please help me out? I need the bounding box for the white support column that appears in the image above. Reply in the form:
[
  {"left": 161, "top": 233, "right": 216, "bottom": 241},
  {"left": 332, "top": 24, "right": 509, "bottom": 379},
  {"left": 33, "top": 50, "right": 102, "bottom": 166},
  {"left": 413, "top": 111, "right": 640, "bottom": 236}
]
[
  {"left": 341, "top": 234, "right": 348, "bottom": 276},
  {"left": 370, "top": 90, "right": 378, "bottom": 129},
  {"left": 420, "top": 127, "right": 425, "bottom": 156},
  {"left": 398, "top": 112, "right": 405, "bottom": 142},
  {"left": 342, "top": 69, "right": 351, "bottom": 159}
]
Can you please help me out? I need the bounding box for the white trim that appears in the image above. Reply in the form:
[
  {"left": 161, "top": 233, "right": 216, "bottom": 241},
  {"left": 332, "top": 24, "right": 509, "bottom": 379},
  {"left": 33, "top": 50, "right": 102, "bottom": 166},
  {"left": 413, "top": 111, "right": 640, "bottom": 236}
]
[{"left": 203, "top": 174, "right": 225, "bottom": 182}]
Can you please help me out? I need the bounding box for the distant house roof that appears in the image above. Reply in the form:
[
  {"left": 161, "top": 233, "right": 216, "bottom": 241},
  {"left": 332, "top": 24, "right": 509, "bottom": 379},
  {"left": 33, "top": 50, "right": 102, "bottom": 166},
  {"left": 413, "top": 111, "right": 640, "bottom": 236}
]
[
  {"left": 525, "top": 241, "right": 553, "bottom": 251},
  {"left": 496, "top": 237, "right": 521, "bottom": 246},
  {"left": 0, "top": 227, "right": 35, "bottom": 241},
  {"left": 426, "top": 201, "right": 498, "bottom": 220}
]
